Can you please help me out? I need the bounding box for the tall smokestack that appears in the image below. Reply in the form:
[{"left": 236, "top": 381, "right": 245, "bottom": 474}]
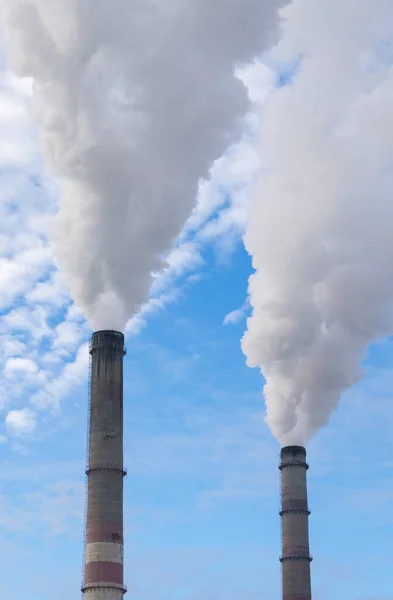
[
  {"left": 82, "top": 330, "right": 127, "bottom": 600},
  {"left": 279, "top": 446, "right": 312, "bottom": 600}
]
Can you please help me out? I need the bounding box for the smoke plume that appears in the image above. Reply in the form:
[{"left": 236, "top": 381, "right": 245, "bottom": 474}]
[
  {"left": 0, "top": 0, "right": 284, "bottom": 330},
  {"left": 242, "top": 0, "right": 393, "bottom": 446}
]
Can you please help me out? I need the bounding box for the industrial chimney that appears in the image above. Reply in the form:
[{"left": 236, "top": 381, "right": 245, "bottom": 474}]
[
  {"left": 279, "top": 445, "right": 312, "bottom": 600},
  {"left": 82, "top": 330, "right": 127, "bottom": 600}
]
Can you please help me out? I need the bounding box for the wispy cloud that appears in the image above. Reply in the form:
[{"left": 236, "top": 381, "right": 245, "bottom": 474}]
[
  {"left": 0, "top": 458, "right": 84, "bottom": 536},
  {"left": 223, "top": 300, "right": 250, "bottom": 326},
  {"left": 5, "top": 407, "right": 36, "bottom": 436}
]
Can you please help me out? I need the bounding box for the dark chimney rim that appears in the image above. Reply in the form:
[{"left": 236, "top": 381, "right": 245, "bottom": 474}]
[
  {"left": 90, "top": 330, "right": 126, "bottom": 355},
  {"left": 280, "top": 445, "right": 306, "bottom": 457},
  {"left": 92, "top": 329, "right": 124, "bottom": 337}
]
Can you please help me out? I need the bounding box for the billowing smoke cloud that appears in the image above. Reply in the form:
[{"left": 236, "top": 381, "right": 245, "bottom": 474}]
[
  {"left": 242, "top": 0, "right": 393, "bottom": 446},
  {"left": 0, "top": 0, "right": 284, "bottom": 330}
]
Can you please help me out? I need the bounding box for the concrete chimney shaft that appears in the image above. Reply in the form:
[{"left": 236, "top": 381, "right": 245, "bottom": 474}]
[
  {"left": 279, "top": 445, "right": 312, "bottom": 600},
  {"left": 82, "top": 331, "right": 127, "bottom": 600}
]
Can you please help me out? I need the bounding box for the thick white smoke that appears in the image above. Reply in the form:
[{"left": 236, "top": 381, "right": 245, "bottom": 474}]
[
  {"left": 242, "top": 0, "right": 393, "bottom": 446},
  {"left": 0, "top": 0, "right": 285, "bottom": 330}
]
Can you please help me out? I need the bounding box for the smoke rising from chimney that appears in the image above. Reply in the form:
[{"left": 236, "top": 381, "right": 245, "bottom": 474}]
[
  {"left": 0, "top": 0, "right": 285, "bottom": 331},
  {"left": 242, "top": 0, "right": 393, "bottom": 446}
]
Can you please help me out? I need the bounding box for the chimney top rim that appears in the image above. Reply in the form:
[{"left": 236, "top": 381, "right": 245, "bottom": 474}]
[
  {"left": 280, "top": 445, "right": 306, "bottom": 456},
  {"left": 92, "top": 329, "right": 124, "bottom": 337},
  {"left": 90, "top": 330, "right": 126, "bottom": 354}
]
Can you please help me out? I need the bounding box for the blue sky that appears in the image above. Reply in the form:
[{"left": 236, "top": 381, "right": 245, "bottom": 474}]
[
  {"left": 1, "top": 52, "right": 393, "bottom": 600},
  {"left": 2, "top": 243, "right": 393, "bottom": 600}
]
